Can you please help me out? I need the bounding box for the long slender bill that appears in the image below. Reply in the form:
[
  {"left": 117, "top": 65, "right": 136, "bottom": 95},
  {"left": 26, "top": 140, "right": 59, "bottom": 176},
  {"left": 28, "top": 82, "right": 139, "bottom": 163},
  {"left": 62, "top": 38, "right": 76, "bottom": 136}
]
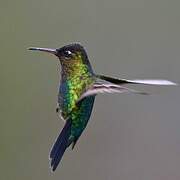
[{"left": 28, "top": 47, "right": 57, "bottom": 55}]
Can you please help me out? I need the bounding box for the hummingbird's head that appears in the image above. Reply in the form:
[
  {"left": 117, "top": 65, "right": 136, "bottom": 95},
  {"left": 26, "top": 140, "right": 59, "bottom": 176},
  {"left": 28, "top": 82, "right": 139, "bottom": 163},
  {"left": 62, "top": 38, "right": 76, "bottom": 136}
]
[
  {"left": 56, "top": 43, "right": 88, "bottom": 63},
  {"left": 29, "top": 43, "right": 93, "bottom": 73}
]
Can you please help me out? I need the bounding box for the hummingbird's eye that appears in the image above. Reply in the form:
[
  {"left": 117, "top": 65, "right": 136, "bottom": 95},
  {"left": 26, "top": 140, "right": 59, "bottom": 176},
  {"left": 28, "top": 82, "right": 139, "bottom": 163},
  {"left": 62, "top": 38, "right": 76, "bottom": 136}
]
[{"left": 63, "top": 50, "right": 73, "bottom": 58}]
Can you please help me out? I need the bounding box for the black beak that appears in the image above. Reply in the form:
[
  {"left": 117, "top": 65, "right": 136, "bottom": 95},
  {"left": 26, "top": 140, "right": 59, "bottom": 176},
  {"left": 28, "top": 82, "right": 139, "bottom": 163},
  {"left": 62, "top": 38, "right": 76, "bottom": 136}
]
[{"left": 28, "top": 47, "right": 57, "bottom": 56}]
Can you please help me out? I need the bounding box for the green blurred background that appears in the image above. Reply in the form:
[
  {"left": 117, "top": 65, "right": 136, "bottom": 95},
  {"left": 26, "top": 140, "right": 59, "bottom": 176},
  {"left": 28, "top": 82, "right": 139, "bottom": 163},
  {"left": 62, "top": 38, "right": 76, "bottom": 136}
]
[{"left": 1, "top": 0, "right": 180, "bottom": 179}]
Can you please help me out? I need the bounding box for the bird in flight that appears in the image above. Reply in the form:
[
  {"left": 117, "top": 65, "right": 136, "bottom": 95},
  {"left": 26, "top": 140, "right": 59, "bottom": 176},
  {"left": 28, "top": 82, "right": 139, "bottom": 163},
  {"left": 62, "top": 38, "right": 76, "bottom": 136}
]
[{"left": 29, "top": 43, "right": 176, "bottom": 171}]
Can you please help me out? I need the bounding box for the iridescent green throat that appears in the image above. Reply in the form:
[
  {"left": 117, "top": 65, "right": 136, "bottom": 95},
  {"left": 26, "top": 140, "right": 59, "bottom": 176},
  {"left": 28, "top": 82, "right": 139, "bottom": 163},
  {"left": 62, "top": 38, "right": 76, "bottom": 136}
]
[{"left": 60, "top": 52, "right": 95, "bottom": 115}]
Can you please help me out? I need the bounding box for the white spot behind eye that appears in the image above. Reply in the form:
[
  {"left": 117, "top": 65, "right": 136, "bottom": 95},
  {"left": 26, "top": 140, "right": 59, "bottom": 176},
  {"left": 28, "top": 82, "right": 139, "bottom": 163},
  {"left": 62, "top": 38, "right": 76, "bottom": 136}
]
[{"left": 66, "top": 50, "right": 72, "bottom": 55}]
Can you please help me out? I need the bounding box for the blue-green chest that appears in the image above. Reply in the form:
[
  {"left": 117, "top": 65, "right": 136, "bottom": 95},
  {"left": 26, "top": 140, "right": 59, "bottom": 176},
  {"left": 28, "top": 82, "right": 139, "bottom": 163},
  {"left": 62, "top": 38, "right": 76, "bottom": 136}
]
[{"left": 58, "top": 76, "right": 94, "bottom": 118}]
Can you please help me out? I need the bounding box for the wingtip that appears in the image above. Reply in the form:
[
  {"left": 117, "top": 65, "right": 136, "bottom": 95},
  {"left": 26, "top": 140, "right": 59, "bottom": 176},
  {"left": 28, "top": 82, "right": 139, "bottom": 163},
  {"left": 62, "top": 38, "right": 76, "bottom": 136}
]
[
  {"left": 168, "top": 81, "right": 178, "bottom": 86},
  {"left": 163, "top": 81, "right": 178, "bottom": 86},
  {"left": 130, "top": 79, "right": 178, "bottom": 86},
  {"left": 159, "top": 80, "right": 178, "bottom": 86}
]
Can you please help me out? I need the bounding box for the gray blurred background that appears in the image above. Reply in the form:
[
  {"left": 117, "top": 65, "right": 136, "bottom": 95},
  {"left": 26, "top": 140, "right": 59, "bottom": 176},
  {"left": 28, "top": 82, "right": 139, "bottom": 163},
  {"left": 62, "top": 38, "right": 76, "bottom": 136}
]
[{"left": 0, "top": 0, "right": 180, "bottom": 180}]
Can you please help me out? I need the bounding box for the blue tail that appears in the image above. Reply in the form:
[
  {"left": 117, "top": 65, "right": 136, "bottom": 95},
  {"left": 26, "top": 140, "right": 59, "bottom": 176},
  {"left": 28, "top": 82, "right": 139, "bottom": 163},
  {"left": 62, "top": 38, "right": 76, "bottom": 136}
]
[{"left": 49, "top": 119, "right": 72, "bottom": 171}]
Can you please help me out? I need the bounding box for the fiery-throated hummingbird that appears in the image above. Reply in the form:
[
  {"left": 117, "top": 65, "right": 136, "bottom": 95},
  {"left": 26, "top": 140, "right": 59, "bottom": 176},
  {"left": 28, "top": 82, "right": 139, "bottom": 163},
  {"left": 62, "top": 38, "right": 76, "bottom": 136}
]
[{"left": 29, "top": 43, "right": 177, "bottom": 171}]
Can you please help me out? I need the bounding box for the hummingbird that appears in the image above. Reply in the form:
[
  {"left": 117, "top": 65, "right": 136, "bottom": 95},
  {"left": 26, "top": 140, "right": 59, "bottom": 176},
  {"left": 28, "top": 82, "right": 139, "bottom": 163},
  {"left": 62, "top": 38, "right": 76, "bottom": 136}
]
[{"left": 29, "top": 43, "right": 177, "bottom": 171}]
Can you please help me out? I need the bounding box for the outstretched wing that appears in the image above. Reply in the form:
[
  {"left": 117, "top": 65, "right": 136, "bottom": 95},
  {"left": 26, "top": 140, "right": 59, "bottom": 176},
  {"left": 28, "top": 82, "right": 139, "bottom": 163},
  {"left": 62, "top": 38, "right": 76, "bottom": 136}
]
[
  {"left": 78, "top": 80, "right": 148, "bottom": 102},
  {"left": 98, "top": 75, "right": 177, "bottom": 85},
  {"left": 78, "top": 75, "right": 177, "bottom": 101}
]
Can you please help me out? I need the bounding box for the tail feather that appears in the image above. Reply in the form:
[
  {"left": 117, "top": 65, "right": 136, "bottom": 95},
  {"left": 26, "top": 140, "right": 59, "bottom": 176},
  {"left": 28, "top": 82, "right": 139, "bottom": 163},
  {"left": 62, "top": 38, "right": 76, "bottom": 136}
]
[{"left": 49, "top": 119, "right": 72, "bottom": 172}]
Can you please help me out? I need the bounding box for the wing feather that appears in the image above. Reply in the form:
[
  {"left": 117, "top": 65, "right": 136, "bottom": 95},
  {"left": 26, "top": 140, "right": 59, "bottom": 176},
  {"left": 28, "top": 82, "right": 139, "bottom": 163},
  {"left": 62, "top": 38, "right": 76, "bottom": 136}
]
[
  {"left": 78, "top": 81, "right": 148, "bottom": 101},
  {"left": 98, "top": 75, "right": 177, "bottom": 85}
]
